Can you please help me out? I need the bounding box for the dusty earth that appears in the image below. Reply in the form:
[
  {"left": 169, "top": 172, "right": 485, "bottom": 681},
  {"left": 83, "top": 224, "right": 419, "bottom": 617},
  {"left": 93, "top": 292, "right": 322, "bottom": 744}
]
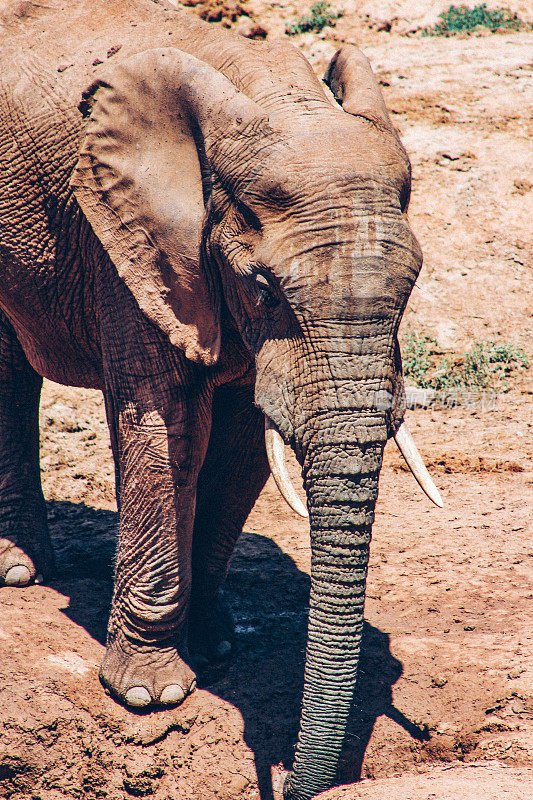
[{"left": 1, "top": 4, "right": 532, "bottom": 800}]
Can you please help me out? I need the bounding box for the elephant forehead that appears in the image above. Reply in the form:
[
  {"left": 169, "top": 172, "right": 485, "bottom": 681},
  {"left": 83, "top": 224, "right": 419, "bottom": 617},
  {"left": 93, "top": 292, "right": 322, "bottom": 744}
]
[
  {"left": 242, "top": 125, "right": 409, "bottom": 206},
  {"left": 259, "top": 208, "right": 421, "bottom": 292}
]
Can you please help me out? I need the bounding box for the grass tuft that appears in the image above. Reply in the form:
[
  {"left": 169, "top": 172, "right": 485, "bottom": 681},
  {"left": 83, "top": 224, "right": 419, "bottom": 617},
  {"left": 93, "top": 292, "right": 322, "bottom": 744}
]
[
  {"left": 402, "top": 332, "right": 529, "bottom": 392},
  {"left": 422, "top": 4, "right": 529, "bottom": 36},
  {"left": 285, "top": 2, "right": 341, "bottom": 35}
]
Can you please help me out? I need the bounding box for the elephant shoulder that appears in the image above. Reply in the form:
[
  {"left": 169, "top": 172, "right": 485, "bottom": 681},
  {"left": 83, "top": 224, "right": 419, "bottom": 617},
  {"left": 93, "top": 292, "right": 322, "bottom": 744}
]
[{"left": 0, "top": 50, "right": 85, "bottom": 180}]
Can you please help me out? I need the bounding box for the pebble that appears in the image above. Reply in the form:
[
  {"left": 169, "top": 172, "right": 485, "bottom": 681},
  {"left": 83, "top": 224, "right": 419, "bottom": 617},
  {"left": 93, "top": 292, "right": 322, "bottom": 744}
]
[{"left": 507, "top": 666, "right": 525, "bottom": 679}]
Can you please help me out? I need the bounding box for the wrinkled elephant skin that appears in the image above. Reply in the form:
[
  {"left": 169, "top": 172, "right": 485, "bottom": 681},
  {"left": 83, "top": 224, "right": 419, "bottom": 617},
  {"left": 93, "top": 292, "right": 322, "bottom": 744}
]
[{"left": 0, "top": 2, "right": 428, "bottom": 798}]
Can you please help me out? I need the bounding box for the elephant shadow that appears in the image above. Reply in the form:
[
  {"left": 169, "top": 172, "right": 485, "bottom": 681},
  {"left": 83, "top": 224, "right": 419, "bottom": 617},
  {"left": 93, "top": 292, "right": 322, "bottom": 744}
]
[
  {"left": 204, "top": 532, "right": 430, "bottom": 798},
  {"left": 47, "top": 499, "right": 116, "bottom": 643},
  {"left": 48, "top": 501, "right": 428, "bottom": 799}
]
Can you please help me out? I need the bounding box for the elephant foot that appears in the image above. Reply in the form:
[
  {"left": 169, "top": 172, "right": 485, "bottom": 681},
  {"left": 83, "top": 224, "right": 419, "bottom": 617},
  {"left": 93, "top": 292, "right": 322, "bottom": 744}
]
[
  {"left": 100, "top": 635, "right": 197, "bottom": 709},
  {"left": 188, "top": 589, "right": 234, "bottom": 668},
  {"left": 0, "top": 535, "right": 54, "bottom": 587}
]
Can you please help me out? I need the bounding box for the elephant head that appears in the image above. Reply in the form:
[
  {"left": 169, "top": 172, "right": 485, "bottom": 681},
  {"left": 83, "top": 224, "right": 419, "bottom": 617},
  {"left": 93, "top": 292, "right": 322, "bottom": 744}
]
[{"left": 71, "top": 44, "right": 441, "bottom": 800}]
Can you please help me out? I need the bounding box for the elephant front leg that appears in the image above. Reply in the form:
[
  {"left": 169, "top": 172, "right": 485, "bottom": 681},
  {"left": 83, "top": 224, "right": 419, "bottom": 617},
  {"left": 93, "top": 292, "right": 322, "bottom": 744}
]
[
  {"left": 100, "top": 400, "right": 210, "bottom": 708},
  {"left": 188, "top": 385, "right": 270, "bottom": 665}
]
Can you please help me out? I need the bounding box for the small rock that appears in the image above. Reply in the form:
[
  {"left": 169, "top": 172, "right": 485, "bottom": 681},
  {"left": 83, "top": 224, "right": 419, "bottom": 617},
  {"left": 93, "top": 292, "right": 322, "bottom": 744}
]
[
  {"left": 431, "top": 675, "right": 448, "bottom": 688},
  {"left": 226, "top": 772, "right": 251, "bottom": 793},
  {"left": 507, "top": 666, "right": 526, "bottom": 679},
  {"left": 435, "top": 721, "right": 455, "bottom": 735},
  {"left": 107, "top": 44, "right": 122, "bottom": 58},
  {"left": 513, "top": 179, "right": 532, "bottom": 195},
  {"left": 435, "top": 150, "right": 475, "bottom": 171}
]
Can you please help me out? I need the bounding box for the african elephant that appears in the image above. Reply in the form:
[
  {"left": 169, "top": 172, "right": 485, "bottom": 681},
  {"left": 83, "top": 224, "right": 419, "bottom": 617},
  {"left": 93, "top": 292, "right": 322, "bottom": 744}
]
[{"left": 0, "top": 1, "right": 442, "bottom": 797}]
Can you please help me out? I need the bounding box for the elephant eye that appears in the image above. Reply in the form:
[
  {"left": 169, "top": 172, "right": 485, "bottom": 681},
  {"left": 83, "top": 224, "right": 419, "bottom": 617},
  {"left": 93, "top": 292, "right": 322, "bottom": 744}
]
[
  {"left": 237, "top": 200, "right": 262, "bottom": 232},
  {"left": 254, "top": 273, "right": 281, "bottom": 310}
]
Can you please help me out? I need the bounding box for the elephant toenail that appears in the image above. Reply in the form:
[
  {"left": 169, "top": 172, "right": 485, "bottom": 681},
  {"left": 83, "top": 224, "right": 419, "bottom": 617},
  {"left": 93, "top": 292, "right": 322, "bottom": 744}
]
[
  {"left": 216, "top": 640, "right": 231, "bottom": 658},
  {"left": 5, "top": 566, "right": 32, "bottom": 587},
  {"left": 189, "top": 679, "right": 196, "bottom": 693},
  {"left": 159, "top": 684, "right": 185, "bottom": 705},
  {"left": 125, "top": 687, "right": 151, "bottom": 707}
]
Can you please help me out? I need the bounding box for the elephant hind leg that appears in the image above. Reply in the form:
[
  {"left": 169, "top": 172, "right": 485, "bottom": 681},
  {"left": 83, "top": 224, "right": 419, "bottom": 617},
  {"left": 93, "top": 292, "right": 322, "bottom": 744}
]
[
  {"left": 0, "top": 310, "right": 54, "bottom": 586},
  {"left": 189, "top": 385, "right": 270, "bottom": 665}
]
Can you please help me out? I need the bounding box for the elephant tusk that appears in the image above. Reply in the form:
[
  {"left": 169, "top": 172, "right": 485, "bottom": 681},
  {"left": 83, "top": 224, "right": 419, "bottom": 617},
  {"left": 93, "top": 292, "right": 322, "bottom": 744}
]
[
  {"left": 394, "top": 423, "right": 444, "bottom": 508},
  {"left": 265, "top": 418, "right": 309, "bottom": 518}
]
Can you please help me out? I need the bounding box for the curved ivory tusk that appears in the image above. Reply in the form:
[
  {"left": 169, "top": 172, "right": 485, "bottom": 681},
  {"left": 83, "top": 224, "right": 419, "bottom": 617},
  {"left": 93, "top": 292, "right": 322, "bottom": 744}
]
[
  {"left": 394, "top": 423, "right": 444, "bottom": 508},
  {"left": 265, "top": 418, "right": 309, "bottom": 518}
]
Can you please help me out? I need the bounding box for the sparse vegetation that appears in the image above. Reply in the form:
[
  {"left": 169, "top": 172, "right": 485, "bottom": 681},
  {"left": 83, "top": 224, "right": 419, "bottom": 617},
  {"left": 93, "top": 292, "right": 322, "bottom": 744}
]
[
  {"left": 402, "top": 332, "right": 529, "bottom": 392},
  {"left": 402, "top": 332, "right": 441, "bottom": 389},
  {"left": 285, "top": 1, "right": 341, "bottom": 35},
  {"left": 422, "top": 4, "right": 529, "bottom": 36}
]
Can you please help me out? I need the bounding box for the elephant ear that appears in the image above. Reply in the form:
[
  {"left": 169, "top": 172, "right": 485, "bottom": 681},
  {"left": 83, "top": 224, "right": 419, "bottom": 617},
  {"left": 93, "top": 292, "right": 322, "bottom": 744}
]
[
  {"left": 324, "top": 45, "right": 395, "bottom": 132},
  {"left": 71, "top": 49, "right": 266, "bottom": 366},
  {"left": 324, "top": 45, "right": 410, "bottom": 199}
]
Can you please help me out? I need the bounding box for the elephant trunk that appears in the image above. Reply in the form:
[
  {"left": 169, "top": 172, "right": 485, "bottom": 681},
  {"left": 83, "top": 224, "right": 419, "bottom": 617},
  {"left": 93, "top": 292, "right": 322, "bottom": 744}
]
[{"left": 284, "top": 413, "right": 386, "bottom": 800}]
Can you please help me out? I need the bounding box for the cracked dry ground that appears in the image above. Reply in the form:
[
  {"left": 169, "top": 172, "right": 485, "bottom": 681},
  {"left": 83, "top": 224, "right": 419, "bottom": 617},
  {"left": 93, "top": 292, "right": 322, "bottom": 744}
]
[{"left": 1, "top": 26, "right": 532, "bottom": 800}]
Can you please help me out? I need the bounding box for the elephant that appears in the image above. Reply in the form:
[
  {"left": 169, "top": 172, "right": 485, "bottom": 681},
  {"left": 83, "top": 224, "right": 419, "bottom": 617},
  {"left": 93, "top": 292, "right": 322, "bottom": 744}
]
[{"left": 0, "top": 1, "right": 443, "bottom": 798}]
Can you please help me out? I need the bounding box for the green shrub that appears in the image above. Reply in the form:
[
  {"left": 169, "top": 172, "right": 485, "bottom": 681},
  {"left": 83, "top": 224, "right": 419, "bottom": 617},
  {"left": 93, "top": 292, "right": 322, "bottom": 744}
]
[
  {"left": 402, "top": 332, "right": 529, "bottom": 392},
  {"left": 285, "top": 2, "right": 341, "bottom": 35},
  {"left": 422, "top": 4, "right": 528, "bottom": 36},
  {"left": 402, "top": 332, "right": 440, "bottom": 388}
]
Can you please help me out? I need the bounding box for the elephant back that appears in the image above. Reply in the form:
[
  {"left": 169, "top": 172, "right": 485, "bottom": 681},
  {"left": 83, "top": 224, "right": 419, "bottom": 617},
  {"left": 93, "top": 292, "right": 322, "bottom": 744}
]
[{"left": 0, "top": 0, "right": 338, "bottom": 129}]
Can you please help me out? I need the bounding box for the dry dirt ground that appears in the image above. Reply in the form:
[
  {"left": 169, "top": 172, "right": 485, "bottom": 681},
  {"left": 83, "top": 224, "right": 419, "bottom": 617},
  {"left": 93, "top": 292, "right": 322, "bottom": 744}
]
[{"left": 1, "top": 5, "right": 532, "bottom": 800}]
